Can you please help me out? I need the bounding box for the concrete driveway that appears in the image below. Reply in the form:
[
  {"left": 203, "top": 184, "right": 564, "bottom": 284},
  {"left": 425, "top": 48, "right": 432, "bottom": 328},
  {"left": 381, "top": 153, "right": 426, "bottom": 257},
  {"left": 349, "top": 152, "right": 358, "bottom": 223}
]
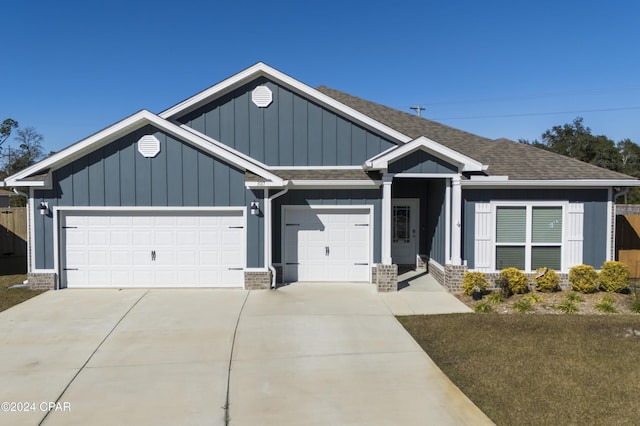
[{"left": 0, "top": 283, "right": 492, "bottom": 426}]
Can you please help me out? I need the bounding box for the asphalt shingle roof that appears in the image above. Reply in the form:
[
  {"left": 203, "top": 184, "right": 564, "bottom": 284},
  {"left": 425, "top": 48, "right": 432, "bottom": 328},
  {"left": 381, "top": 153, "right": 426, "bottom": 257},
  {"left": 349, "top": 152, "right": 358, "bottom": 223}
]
[{"left": 317, "top": 86, "right": 635, "bottom": 181}]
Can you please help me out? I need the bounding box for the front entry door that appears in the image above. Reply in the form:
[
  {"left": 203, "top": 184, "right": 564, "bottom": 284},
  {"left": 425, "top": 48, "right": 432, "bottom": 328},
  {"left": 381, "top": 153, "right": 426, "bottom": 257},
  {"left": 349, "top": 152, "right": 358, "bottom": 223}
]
[{"left": 391, "top": 198, "right": 419, "bottom": 264}]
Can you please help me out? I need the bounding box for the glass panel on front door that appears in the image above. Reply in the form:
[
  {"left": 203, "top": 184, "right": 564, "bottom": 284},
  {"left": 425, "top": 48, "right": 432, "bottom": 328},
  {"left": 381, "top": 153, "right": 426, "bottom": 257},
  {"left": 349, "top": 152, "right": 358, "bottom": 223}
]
[{"left": 393, "top": 206, "right": 411, "bottom": 243}]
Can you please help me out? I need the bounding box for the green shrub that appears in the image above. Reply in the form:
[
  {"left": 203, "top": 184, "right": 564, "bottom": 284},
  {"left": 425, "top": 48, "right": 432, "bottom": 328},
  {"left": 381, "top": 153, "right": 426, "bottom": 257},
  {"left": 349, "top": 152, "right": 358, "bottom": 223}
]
[
  {"left": 513, "top": 299, "right": 534, "bottom": 313},
  {"left": 487, "top": 293, "right": 505, "bottom": 304},
  {"left": 631, "top": 286, "right": 640, "bottom": 313},
  {"left": 598, "top": 261, "right": 629, "bottom": 293},
  {"left": 533, "top": 267, "right": 560, "bottom": 292},
  {"left": 556, "top": 300, "right": 578, "bottom": 314},
  {"left": 474, "top": 301, "right": 494, "bottom": 313},
  {"left": 499, "top": 268, "right": 529, "bottom": 294},
  {"left": 565, "top": 292, "right": 585, "bottom": 303},
  {"left": 462, "top": 272, "right": 489, "bottom": 296},
  {"left": 569, "top": 264, "right": 599, "bottom": 293},
  {"left": 595, "top": 295, "right": 617, "bottom": 313},
  {"left": 523, "top": 293, "right": 543, "bottom": 303}
]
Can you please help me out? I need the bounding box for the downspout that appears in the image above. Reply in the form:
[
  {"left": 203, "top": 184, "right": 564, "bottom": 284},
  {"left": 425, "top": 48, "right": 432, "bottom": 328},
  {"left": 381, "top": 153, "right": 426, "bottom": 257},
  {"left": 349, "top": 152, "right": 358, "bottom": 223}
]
[
  {"left": 265, "top": 186, "right": 289, "bottom": 289},
  {"left": 614, "top": 187, "right": 631, "bottom": 204}
]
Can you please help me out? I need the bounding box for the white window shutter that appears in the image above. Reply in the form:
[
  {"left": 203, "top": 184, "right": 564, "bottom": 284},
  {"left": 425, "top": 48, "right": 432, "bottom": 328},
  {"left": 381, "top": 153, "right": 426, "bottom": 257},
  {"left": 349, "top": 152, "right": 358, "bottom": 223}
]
[
  {"left": 565, "top": 203, "right": 584, "bottom": 269},
  {"left": 474, "top": 203, "right": 492, "bottom": 271}
]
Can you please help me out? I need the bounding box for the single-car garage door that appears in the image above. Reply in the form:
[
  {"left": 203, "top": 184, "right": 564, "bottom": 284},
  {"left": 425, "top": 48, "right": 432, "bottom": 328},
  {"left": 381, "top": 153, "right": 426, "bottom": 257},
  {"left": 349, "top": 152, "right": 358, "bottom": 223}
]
[
  {"left": 284, "top": 207, "right": 371, "bottom": 282},
  {"left": 60, "top": 210, "right": 245, "bottom": 288}
]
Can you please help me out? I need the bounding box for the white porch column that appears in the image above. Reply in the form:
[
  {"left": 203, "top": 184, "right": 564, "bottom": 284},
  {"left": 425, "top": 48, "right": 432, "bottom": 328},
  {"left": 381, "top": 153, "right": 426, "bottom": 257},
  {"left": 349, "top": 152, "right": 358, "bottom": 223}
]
[
  {"left": 450, "top": 176, "right": 462, "bottom": 265},
  {"left": 381, "top": 174, "right": 393, "bottom": 264}
]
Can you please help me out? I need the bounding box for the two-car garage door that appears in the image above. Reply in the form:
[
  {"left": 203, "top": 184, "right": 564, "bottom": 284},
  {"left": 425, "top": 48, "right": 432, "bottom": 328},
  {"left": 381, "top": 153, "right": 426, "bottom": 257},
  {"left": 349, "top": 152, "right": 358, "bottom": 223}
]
[{"left": 60, "top": 210, "right": 245, "bottom": 288}]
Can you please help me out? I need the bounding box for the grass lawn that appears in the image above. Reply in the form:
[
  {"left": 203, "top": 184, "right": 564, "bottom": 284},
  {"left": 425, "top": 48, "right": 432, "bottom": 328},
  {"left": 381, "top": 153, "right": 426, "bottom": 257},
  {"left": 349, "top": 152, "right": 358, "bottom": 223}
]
[
  {"left": 0, "top": 274, "right": 45, "bottom": 312},
  {"left": 398, "top": 314, "right": 640, "bottom": 426}
]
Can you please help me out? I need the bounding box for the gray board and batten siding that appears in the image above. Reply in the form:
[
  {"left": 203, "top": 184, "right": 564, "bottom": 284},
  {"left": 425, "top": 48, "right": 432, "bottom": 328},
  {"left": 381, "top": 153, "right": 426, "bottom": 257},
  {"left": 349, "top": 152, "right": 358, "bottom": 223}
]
[
  {"left": 388, "top": 150, "right": 458, "bottom": 175},
  {"left": 32, "top": 125, "right": 264, "bottom": 270},
  {"left": 177, "top": 77, "right": 397, "bottom": 166},
  {"left": 462, "top": 188, "right": 609, "bottom": 270}
]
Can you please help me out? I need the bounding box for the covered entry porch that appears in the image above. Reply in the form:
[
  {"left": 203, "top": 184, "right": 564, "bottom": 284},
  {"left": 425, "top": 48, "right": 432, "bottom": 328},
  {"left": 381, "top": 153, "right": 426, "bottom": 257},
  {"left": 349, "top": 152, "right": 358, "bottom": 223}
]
[{"left": 369, "top": 136, "right": 487, "bottom": 292}]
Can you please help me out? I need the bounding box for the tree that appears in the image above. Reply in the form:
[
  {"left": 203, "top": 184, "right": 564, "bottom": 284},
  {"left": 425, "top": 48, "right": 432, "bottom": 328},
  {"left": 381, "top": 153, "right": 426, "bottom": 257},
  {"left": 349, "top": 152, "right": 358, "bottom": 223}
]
[
  {"left": 1, "top": 126, "right": 45, "bottom": 176},
  {"left": 0, "top": 118, "right": 18, "bottom": 147},
  {"left": 539, "top": 117, "right": 621, "bottom": 170}
]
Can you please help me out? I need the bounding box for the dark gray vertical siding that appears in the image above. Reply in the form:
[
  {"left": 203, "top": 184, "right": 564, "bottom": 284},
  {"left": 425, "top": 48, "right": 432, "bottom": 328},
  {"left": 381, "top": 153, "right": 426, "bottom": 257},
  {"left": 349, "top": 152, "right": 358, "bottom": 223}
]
[
  {"left": 104, "top": 141, "right": 120, "bottom": 205},
  {"left": 462, "top": 188, "right": 609, "bottom": 270},
  {"left": 293, "top": 96, "right": 308, "bottom": 164},
  {"left": 88, "top": 151, "right": 105, "bottom": 206},
  {"left": 583, "top": 199, "right": 607, "bottom": 267},
  {"left": 429, "top": 180, "right": 447, "bottom": 264},
  {"left": 278, "top": 89, "right": 294, "bottom": 166},
  {"left": 307, "top": 103, "right": 322, "bottom": 166},
  {"left": 322, "top": 110, "right": 337, "bottom": 165},
  {"left": 272, "top": 189, "right": 382, "bottom": 264},
  {"left": 388, "top": 151, "right": 458, "bottom": 174},
  {"left": 119, "top": 139, "right": 136, "bottom": 205},
  {"left": 151, "top": 135, "right": 168, "bottom": 206},
  {"left": 462, "top": 199, "right": 475, "bottom": 269},
  {"left": 32, "top": 125, "right": 258, "bottom": 270},
  {"left": 246, "top": 189, "right": 264, "bottom": 268},
  {"left": 177, "top": 78, "right": 397, "bottom": 166}
]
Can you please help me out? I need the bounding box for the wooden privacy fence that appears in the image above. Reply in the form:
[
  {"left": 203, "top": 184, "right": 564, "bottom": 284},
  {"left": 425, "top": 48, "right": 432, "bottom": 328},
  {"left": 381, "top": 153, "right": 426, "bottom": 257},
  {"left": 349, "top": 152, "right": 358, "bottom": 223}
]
[
  {"left": 616, "top": 212, "right": 640, "bottom": 278},
  {"left": 0, "top": 207, "right": 27, "bottom": 256}
]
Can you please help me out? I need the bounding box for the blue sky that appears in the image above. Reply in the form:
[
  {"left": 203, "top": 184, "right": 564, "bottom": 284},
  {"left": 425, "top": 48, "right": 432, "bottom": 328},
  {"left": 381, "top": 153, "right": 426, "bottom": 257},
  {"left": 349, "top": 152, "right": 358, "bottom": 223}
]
[{"left": 2, "top": 0, "right": 639, "bottom": 153}]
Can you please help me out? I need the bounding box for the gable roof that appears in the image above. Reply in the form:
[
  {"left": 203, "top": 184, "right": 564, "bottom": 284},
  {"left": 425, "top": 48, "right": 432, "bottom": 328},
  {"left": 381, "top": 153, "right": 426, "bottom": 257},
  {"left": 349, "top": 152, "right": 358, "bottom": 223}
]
[
  {"left": 160, "top": 62, "right": 411, "bottom": 145},
  {"left": 3, "top": 110, "right": 284, "bottom": 187},
  {"left": 317, "top": 86, "right": 637, "bottom": 182}
]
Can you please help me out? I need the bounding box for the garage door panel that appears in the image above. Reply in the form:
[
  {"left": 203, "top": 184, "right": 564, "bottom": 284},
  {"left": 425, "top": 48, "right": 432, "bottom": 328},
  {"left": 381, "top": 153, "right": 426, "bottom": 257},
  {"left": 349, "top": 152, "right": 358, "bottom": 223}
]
[
  {"left": 62, "top": 210, "right": 245, "bottom": 288},
  {"left": 284, "top": 208, "right": 370, "bottom": 282}
]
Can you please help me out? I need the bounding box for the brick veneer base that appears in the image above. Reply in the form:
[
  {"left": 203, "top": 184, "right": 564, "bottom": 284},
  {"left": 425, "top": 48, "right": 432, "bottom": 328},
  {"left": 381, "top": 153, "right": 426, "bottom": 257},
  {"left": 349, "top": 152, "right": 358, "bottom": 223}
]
[
  {"left": 244, "top": 271, "right": 271, "bottom": 290},
  {"left": 372, "top": 264, "right": 398, "bottom": 292},
  {"left": 28, "top": 273, "right": 56, "bottom": 290}
]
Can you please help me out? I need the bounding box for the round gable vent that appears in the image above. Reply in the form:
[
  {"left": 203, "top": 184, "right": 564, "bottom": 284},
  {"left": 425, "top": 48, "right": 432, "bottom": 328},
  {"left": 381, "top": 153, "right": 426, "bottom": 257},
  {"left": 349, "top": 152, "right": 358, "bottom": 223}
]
[
  {"left": 137, "top": 135, "right": 161, "bottom": 158},
  {"left": 252, "top": 85, "right": 273, "bottom": 108}
]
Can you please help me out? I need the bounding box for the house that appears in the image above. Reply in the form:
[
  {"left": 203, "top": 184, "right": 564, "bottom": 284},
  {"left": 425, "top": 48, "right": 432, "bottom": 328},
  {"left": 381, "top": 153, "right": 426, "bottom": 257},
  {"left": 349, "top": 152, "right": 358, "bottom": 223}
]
[{"left": 2, "top": 63, "right": 638, "bottom": 291}]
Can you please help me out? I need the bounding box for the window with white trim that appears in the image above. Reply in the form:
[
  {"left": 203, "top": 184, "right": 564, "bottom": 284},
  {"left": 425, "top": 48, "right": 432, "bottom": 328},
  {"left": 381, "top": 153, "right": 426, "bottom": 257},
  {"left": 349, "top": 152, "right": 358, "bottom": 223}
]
[{"left": 495, "top": 205, "right": 563, "bottom": 271}]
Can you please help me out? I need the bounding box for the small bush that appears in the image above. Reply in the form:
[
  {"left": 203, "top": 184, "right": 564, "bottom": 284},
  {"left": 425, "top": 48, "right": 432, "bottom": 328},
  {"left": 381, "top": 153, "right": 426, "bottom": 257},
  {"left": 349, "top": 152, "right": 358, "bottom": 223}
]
[
  {"left": 569, "top": 264, "right": 599, "bottom": 293},
  {"left": 523, "top": 293, "right": 543, "bottom": 303},
  {"left": 595, "top": 295, "right": 617, "bottom": 313},
  {"left": 487, "top": 293, "right": 505, "bottom": 304},
  {"left": 499, "top": 268, "right": 529, "bottom": 294},
  {"left": 599, "top": 261, "right": 630, "bottom": 293},
  {"left": 462, "top": 272, "right": 489, "bottom": 296},
  {"left": 556, "top": 300, "right": 578, "bottom": 314},
  {"left": 533, "top": 267, "right": 560, "bottom": 292},
  {"left": 474, "top": 301, "right": 494, "bottom": 313},
  {"left": 513, "top": 299, "right": 534, "bottom": 313},
  {"left": 631, "top": 287, "right": 640, "bottom": 313},
  {"left": 565, "top": 292, "right": 585, "bottom": 303}
]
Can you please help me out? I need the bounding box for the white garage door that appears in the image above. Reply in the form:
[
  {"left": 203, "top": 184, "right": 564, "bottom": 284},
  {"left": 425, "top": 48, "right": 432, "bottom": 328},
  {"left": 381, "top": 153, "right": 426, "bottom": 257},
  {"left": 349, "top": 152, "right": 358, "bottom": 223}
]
[
  {"left": 284, "top": 207, "right": 370, "bottom": 282},
  {"left": 60, "top": 210, "right": 245, "bottom": 288}
]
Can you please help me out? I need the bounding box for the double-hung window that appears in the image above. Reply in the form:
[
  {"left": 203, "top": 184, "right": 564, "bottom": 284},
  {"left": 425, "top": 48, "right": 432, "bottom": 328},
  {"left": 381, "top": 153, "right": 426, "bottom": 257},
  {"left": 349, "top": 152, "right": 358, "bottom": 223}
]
[{"left": 495, "top": 205, "right": 563, "bottom": 271}]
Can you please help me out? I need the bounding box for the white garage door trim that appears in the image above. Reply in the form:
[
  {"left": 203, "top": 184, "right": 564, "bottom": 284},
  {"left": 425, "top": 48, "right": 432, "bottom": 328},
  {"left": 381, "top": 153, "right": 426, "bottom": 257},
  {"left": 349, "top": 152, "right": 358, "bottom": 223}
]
[
  {"left": 55, "top": 207, "right": 246, "bottom": 289},
  {"left": 282, "top": 205, "right": 373, "bottom": 283}
]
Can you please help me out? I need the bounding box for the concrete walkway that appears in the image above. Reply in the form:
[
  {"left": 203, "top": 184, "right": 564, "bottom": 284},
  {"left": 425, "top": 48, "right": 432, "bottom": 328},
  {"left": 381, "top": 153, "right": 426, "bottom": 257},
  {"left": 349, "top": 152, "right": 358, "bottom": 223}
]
[
  {"left": 0, "top": 283, "right": 491, "bottom": 426},
  {"left": 380, "top": 269, "right": 473, "bottom": 315}
]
